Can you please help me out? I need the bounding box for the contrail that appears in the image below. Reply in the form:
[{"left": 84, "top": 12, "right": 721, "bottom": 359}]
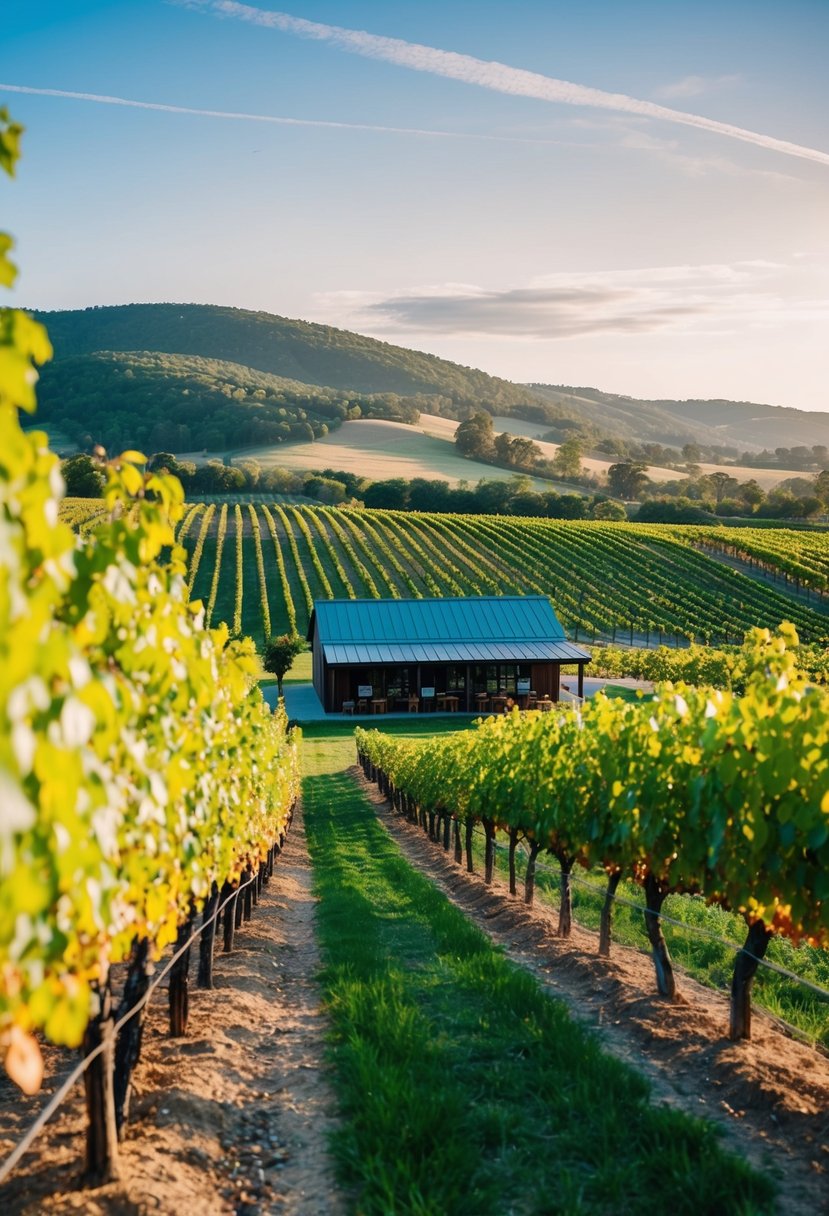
[
  {"left": 0, "top": 82, "right": 569, "bottom": 146},
  {"left": 203, "top": 0, "right": 829, "bottom": 168}
]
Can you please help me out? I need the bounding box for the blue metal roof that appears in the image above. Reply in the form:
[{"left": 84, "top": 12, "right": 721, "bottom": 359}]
[{"left": 308, "top": 597, "right": 590, "bottom": 665}]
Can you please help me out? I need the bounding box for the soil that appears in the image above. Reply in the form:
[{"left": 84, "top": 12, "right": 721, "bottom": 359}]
[
  {"left": 356, "top": 770, "right": 829, "bottom": 1216},
  {"left": 0, "top": 807, "right": 342, "bottom": 1216}
]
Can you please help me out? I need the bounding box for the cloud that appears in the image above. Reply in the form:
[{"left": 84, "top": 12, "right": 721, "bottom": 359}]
[
  {"left": 320, "top": 262, "right": 829, "bottom": 341},
  {"left": 196, "top": 2, "right": 829, "bottom": 168},
  {"left": 654, "top": 74, "right": 742, "bottom": 100},
  {"left": 616, "top": 127, "right": 797, "bottom": 182},
  {"left": 0, "top": 82, "right": 570, "bottom": 146}
]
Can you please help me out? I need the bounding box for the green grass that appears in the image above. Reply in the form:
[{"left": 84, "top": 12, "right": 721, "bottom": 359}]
[
  {"left": 602, "top": 683, "right": 643, "bottom": 703},
  {"left": 302, "top": 724, "right": 776, "bottom": 1216}
]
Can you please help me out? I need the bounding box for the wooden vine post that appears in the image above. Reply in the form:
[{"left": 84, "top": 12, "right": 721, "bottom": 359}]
[
  {"left": 481, "top": 818, "right": 496, "bottom": 884},
  {"left": 729, "top": 918, "right": 773, "bottom": 1040},
  {"left": 82, "top": 981, "right": 120, "bottom": 1184},
  {"left": 113, "top": 938, "right": 152, "bottom": 1138},
  {"left": 599, "top": 868, "right": 622, "bottom": 958},
  {"left": 169, "top": 913, "right": 194, "bottom": 1037},
  {"left": 643, "top": 873, "right": 677, "bottom": 999},
  {"left": 524, "top": 839, "right": 540, "bottom": 905},
  {"left": 556, "top": 851, "right": 574, "bottom": 937},
  {"left": 197, "top": 883, "right": 219, "bottom": 990},
  {"left": 221, "top": 880, "right": 237, "bottom": 952},
  {"left": 508, "top": 828, "right": 519, "bottom": 896}
]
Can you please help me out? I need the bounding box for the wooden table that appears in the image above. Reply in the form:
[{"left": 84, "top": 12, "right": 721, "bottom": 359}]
[
  {"left": 371, "top": 698, "right": 388, "bottom": 714},
  {"left": 474, "top": 693, "right": 490, "bottom": 712}
]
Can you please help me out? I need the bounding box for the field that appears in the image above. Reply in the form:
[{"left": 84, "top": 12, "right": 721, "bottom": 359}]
[
  {"left": 224, "top": 413, "right": 809, "bottom": 492},
  {"left": 237, "top": 417, "right": 561, "bottom": 489},
  {"left": 158, "top": 501, "right": 829, "bottom": 649}
]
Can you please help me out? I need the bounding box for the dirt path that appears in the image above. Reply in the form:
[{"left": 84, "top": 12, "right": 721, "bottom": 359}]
[
  {"left": 0, "top": 807, "right": 342, "bottom": 1216},
  {"left": 356, "top": 770, "right": 829, "bottom": 1216}
]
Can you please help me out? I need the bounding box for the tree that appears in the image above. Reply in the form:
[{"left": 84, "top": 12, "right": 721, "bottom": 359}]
[
  {"left": 263, "top": 633, "right": 306, "bottom": 697},
  {"left": 509, "top": 436, "right": 542, "bottom": 467},
  {"left": 60, "top": 453, "right": 105, "bottom": 497},
  {"left": 814, "top": 469, "right": 829, "bottom": 506},
  {"left": 493, "top": 430, "right": 514, "bottom": 464},
  {"left": 363, "top": 478, "right": 409, "bottom": 509},
  {"left": 591, "top": 499, "right": 627, "bottom": 521},
  {"left": 607, "top": 461, "right": 650, "bottom": 500},
  {"left": 737, "top": 479, "right": 765, "bottom": 509},
  {"left": 552, "top": 437, "right": 583, "bottom": 480},
  {"left": 707, "top": 471, "right": 739, "bottom": 504},
  {"left": 455, "top": 413, "right": 494, "bottom": 459}
]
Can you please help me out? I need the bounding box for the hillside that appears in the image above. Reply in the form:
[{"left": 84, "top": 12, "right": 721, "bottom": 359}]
[
  {"left": 34, "top": 303, "right": 558, "bottom": 417},
  {"left": 34, "top": 349, "right": 419, "bottom": 454},
  {"left": 530, "top": 383, "right": 829, "bottom": 452},
  {"left": 32, "top": 303, "right": 829, "bottom": 457}
]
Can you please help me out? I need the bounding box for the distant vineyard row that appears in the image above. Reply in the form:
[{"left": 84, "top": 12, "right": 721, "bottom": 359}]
[{"left": 61, "top": 500, "right": 829, "bottom": 648}]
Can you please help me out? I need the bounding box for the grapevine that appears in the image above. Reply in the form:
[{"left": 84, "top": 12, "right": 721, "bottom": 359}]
[
  {"left": 205, "top": 501, "right": 228, "bottom": 628},
  {"left": 248, "top": 504, "right": 272, "bottom": 641},
  {"left": 233, "top": 503, "right": 244, "bottom": 636},
  {"left": 260, "top": 503, "right": 297, "bottom": 633},
  {"left": 186, "top": 502, "right": 215, "bottom": 596}
]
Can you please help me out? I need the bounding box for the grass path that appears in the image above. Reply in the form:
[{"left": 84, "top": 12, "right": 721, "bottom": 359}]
[{"left": 301, "top": 723, "right": 775, "bottom": 1216}]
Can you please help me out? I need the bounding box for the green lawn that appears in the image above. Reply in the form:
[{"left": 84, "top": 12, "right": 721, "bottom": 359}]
[{"left": 301, "top": 722, "right": 776, "bottom": 1215}]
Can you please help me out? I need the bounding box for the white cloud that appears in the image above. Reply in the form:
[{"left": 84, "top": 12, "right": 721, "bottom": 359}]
[
  {"left": 654, "top": 74, "right": 742, "bottom": 100},
  {"left": 0, "top": 81, "right": 565, "bottom": 145},
  {"left": 319, "top": 262, "right": 829, "bottom": 342},
  {"left": 198, "top": 2, "right": 829, "bottom": 168}
]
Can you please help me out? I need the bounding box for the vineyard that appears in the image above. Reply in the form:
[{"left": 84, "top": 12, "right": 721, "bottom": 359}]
[
  {"left": 7, "top": 93, "right": 829, "bottom": 1216},
  {"left": 61, "top": 499, "right": 829, "bottom": 650}
]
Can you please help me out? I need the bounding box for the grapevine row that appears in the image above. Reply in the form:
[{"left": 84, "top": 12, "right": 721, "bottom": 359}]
[
  {"left": 356, "top": 624, "right": 829, "bottom": 1042},
  {"left": 271, "top": 503, "right": 314, "bottom": 619},
  {"left": 248, "top": 503, "right": 272, "bottom": 640},
  {"left": 233, "top": 503, "right": 244, "bottom": 635},
  {"left": 260, "top": 503, "right": 297, "bottom": 633},
  {"left": 205, "top": 502, "right": 228, "bottom": 628},
  {"left": 186, "top": 502, "right": 215, "bottom": 595}
]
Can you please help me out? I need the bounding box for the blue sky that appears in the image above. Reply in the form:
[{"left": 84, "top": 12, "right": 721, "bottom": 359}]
[{"left": 2, "top": 1, "right": 828, "bottom": 411}]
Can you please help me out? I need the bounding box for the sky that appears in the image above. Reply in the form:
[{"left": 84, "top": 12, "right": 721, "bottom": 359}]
[{"left": 2, "top": 0, "right": 829, "bottom": 412}]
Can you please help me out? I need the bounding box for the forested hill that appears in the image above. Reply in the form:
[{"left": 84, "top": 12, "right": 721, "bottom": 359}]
[
  {"left": 34, "top": 303, "right": 554, "bottom": 415},
  {"left": 34, "top": 350, "right": 423, "bottom": 455},
  {"left": 530, "top": 383, "right": 829, "bottom": 452}
]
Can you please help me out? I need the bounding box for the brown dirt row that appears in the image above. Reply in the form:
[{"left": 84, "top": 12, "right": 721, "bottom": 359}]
[
  {"left": 355, "top": 768, "right": 829, "bottom": 1216},
  {"left": 0, "top": 807, "right": 342, "bottom": 1216}
]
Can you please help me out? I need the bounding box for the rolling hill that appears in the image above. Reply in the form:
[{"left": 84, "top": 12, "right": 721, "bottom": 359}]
[
  {"left": 529, "top": 384, "right": 829, "bottom": 451},
  {"left": 31, "top": 302, "right": 829, "bottom": 457}
]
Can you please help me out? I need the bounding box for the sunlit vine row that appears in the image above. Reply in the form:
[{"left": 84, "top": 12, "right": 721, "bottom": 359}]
[{"left": 248, "top": 504, "right": 271, "bottom": 640}]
